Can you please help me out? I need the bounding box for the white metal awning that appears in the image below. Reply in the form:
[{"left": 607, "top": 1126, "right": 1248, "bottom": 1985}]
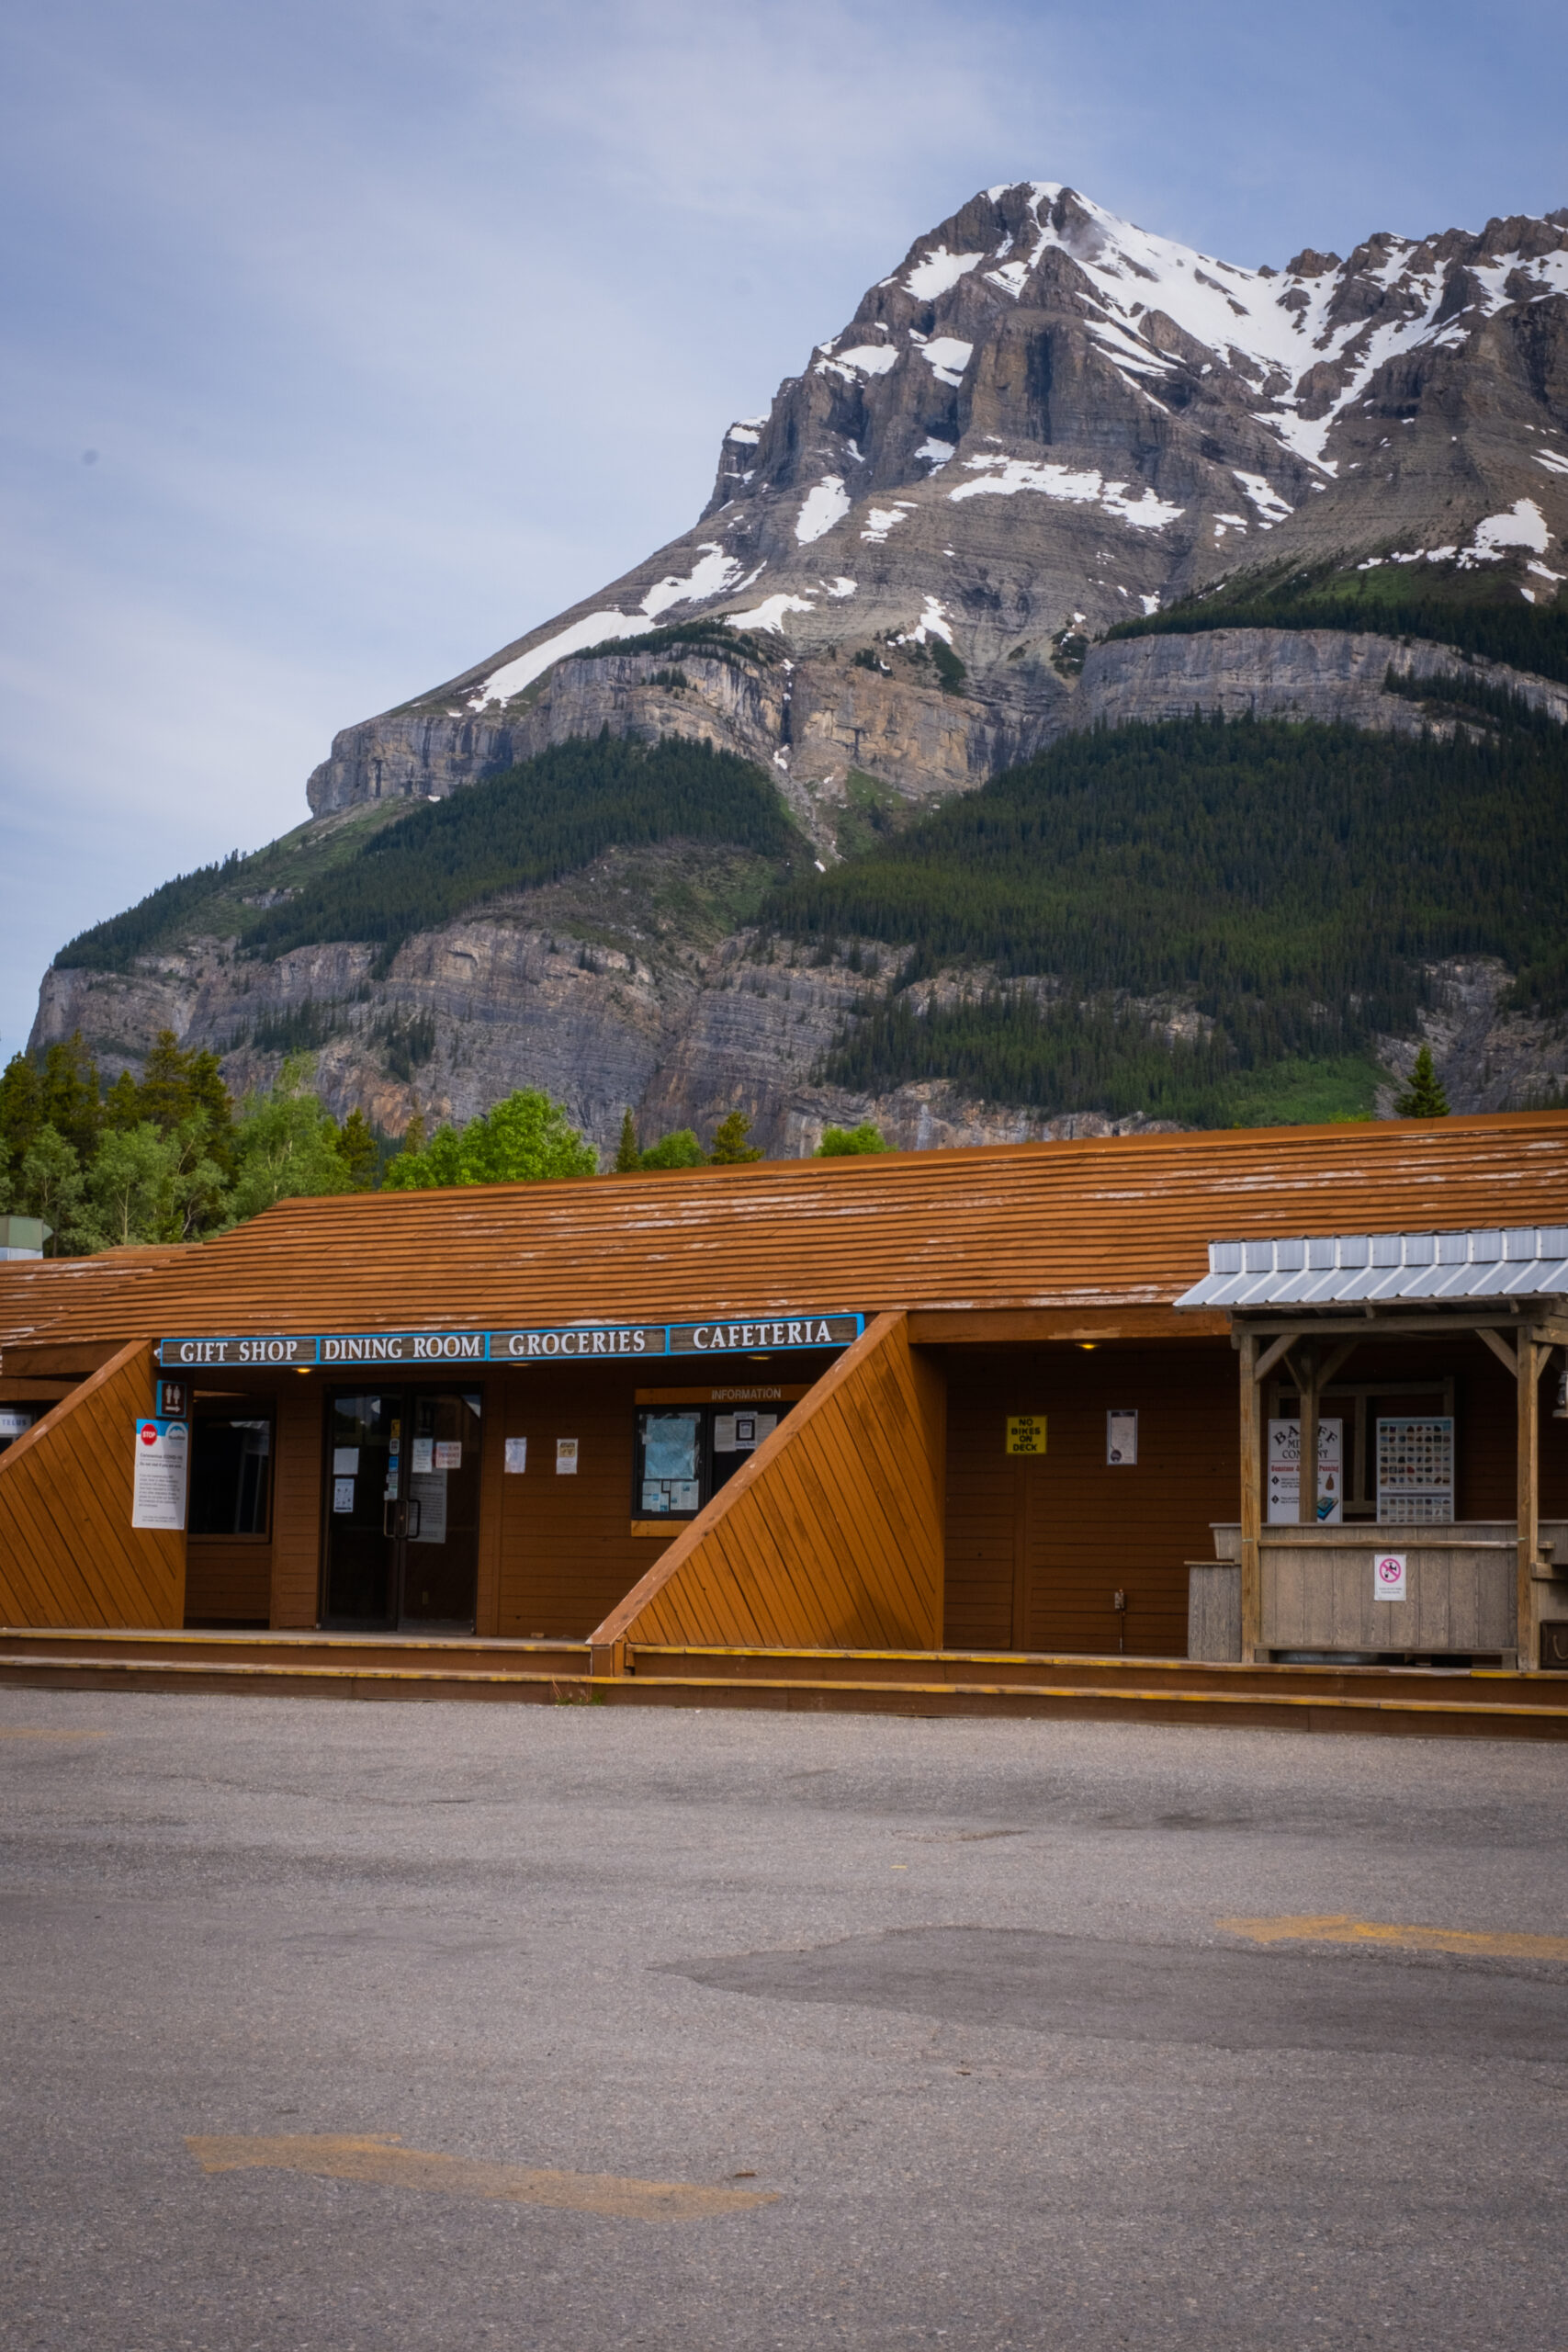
[{"left": 1175, "top": 1226, "right": 1568, "bottom": 1312}]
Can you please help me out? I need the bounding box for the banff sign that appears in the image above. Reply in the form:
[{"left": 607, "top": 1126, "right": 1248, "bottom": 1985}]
[{"left": 158, "top": 1312, "right": 863, "bottom": 1369}]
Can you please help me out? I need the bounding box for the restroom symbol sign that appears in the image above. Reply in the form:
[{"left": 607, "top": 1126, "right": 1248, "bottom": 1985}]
[{"left": 1373, "top": 1551, "right": 1407, "bottom": 1602}]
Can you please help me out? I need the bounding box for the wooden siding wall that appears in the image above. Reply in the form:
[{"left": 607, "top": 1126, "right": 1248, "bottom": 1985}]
[
  {"left": 185, "top": 1539, "right": 271, "bottom": 1624},
  {"left": 491, "top": 1353, "right": 843, "bottom": 1640},
  {"left": 942, "top": 1341, "right": 1236, "bottom": 1657},
  {"left": 0, "top": 1340, "right": 184, "bottom": 1628},
  {"left": 591, "top": 1314, "right": 947, "bottom": 1653},
  {"left": 270, "top": 1375, "right": 323, "bottom": 1629}
]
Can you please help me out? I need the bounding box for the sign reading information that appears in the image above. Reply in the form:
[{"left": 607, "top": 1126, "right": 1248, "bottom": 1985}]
[
  {"left": 159, "top": 1312, "right": 863, "bottom": 1369},
  {"left": 131, "top": 1417, "right": 188, "bottom": 1531}
]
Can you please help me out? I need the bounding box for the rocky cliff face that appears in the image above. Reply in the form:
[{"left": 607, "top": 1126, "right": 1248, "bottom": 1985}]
[{"left": 307, "top": 182, "right": 1568, "bottom": 823}]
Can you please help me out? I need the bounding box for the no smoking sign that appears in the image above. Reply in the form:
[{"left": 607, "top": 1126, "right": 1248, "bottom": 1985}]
[{"left": 1373, "top": 1551, "right": 1408, "bottom": 1602}]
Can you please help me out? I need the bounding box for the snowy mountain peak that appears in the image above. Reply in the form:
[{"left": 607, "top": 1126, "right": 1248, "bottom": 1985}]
[{"left": 305, "top": 178, "right": 1568, "bottom": 811}]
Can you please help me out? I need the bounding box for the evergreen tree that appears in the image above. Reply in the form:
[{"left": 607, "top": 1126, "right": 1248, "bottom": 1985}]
[
  {"left": 614, "top": 1110, "right": 640, "bottom": 1172},
  {"left": 707, "top": 1110, "right": 763, "bottom": 1164},
  {"left": 334, "top": 1108, "right": 380, "bottom": 1192},
  {"left": 35, "top": 1034, "right": 100, "bottom": 1163},
  {"left": 0, "top": 1053, "right": 43, "bottom": 1183},
  {"left": 1393, "top": 1044, "right": 1450, "bottom": 1119}
]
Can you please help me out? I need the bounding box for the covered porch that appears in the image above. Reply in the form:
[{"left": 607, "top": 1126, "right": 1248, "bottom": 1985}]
[{"left": 1178, "top": 1226, "right": 1568, "bottom": 1670}]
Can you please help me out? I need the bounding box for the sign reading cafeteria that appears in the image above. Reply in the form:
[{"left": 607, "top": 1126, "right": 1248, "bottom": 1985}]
[{"left": 158, "top": 1314, "right": 863, "bottom": 1368}]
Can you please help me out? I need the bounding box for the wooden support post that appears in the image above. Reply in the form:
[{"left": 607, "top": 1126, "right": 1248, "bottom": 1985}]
[
  {"left": 1296, "top": 1342, "right": 1320, "bottom": 1532},
  {"left": 1239, "top": 1332, "right": 1261, "bottom": 1662},
  {"left": 1518, "top": 1330, "right": 1543, "bottom": 1673}
]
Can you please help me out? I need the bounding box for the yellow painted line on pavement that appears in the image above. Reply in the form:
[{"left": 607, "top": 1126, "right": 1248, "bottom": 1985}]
[
  {"left": 186, "top": 2134, "right": 777, "bottom": 2222},
  {"left": 0, "top": 1726, "right": 107, "bottom": 1739},
  {"left": 1219, "top": 1913, "right": 1568, "bottom": 1962}
]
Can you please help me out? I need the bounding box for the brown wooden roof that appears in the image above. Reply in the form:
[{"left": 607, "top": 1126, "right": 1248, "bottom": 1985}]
[{"left": 3, "top": 1113, "right": 1566, "bottom": 1351}]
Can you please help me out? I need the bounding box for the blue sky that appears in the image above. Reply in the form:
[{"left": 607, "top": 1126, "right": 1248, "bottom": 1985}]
[{"left": 3, "top": 0, "right": 1564, "bottom": 1055}]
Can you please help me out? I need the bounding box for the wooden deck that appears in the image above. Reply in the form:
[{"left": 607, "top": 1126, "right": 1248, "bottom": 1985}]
[{"left": 5, "top": 1627, "right": 1568, "bottom": 1740}]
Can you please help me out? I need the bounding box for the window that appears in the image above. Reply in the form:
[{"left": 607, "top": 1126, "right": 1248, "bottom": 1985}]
[
  {"left": 190, "top": 1416, "right": 273, "bottom": 1537},
  {"left": 633, "top": 1404, "right": 782, "bottom": 1521}
]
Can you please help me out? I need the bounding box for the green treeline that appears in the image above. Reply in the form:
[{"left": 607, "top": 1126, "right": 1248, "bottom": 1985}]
[
  {"left": 760, "top": 711, "right": 1568, "bottom": 1124},
  {"left": 55, "top": 852, "right": 246, "bottom": 976},
  {"left": 1104, "top": 559, "right": 1568, "bottom": 686},
  {"left": 55, "top": 735, "right": 797, "bottom": 976}
]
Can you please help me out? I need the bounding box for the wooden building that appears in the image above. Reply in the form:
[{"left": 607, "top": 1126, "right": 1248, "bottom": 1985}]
[{"left": 3, "top": 1113, "right": 1568, "bottom": 1688}]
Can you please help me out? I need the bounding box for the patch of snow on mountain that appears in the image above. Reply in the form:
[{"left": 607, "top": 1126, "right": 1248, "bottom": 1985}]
[
  {"left": 905, "top": 245, "right": 986, "bottom": 300},
  {"left": 795, "top": 477, "right": 852, "bottom": 545},
  {"left": 469, "top": 547, "right": 751, "bottom": 703},
  {"left": 861, "top": 505, "right": 913, "bottom": 544},
  {"left": 469, "top": 613, "right": 650, "bottom": 706},
  {"left": 949, "top": 454, "right": 1180, "bottom": 529},
  {"left": 1535, "top": 448, "right": 1568, "bottom": 477},
  {"left": 1232, "top": 471, "right": 1292, "bottom": 526},
  {"left": 822, "top": 577, "right": 858, "bottom": 597},
  {"left": 726, "top": 423, "right": 761, "bottom": 445},
  {"left": 918, "top": 337, "right": 974, "bottom": 388},
  {"left": 642, "top": 545, "right": 750, "bottom": 617},
  {"left": 728, "top": 593, "right": 817, "bottom": 633},
  {"left": 1470, "top": 498, "right": 1551, "bottom": 559},
  {"left": 916, "top": 437, "right": 956, "bottom": 469},
  {"left": 816, "top": 343, "right": 901, "bottom": 383}
]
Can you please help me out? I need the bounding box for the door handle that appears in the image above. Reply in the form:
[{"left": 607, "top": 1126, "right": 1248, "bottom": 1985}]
[
  {"left": 383, "top": 1498, "right": 398, "bottom": 1539},
  {"left": 407, "top": 1498, "right": 422, "bottom": 1539}
]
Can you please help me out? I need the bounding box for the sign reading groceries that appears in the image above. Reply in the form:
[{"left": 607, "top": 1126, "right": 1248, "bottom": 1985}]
[{"left": 159, "top": 1313, "right": 863, "bottom": 1368}]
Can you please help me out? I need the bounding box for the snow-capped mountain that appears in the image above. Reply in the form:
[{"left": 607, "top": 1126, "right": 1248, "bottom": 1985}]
[{"left": 308, "top": 181, "right": 1568, "bottom": 820}]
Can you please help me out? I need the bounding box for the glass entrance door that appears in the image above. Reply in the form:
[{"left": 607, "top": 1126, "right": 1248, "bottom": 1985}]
[{"left": 323, "top": 1389, "right": 481, "bottom": 1630}]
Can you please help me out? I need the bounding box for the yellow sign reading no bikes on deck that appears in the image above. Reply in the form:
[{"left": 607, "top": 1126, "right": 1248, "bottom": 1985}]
[{"left": 1006, "top": 1414, "right": 1047, "bottom": 1455}]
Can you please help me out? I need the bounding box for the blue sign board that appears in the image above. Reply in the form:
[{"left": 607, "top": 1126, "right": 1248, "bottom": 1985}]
[{"left": 158, "top": 1312, "right": 863, "bottom": 1370}]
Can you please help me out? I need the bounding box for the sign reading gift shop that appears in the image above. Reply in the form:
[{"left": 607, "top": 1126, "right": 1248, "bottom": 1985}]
[{"left": 158, "top": 1312, "right": 863, "bottom": 1369}]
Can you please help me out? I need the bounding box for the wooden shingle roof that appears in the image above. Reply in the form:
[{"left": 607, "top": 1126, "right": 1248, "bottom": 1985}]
[{"left": 3, "top": 1113, "right": 1566, "bottom": 1351}]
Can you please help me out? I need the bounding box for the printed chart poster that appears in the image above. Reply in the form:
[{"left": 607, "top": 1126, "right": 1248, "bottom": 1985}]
[
  {"left": 557, "top": 1439, "right": 580, "bottom": 1476},
  {"left": 1376, "top": 1417, "right": 1455, "bottom": 1525},
  {"left": 503, "top": 1438, "right": 528, "bottom": 1475},
  {"left": 131, "top": 1417, "right": 188, "bottom": 1531},
  {"left": 1267, "top": 1419, "right": 1343, "bottom": 1524}
]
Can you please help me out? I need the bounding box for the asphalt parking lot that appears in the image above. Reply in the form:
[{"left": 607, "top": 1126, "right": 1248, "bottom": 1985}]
[{"left": 5, "top": 1690, "right": 1568, "bottom": 2350}]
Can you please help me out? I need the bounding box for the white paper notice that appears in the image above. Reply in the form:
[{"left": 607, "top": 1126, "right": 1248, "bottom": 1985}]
[
  {"left": 409, "top": 1470, "right": 448, "bottom": 1544},
  {"left": 411, "top": 1437, "right": 434, "bottom": 1475},
  {"left": 557, "top": 1439, "right": 579, "bottom": 1476},
  {"left": 1373, "top": 1551, "right": 1408, "bottom": 1602},
  {"left": 332, "top": 1448, "right": 359, "bottom": 1476},
  {"left": 333, "top": 1477, "right": 355, "bottom": 1513},
  {"left": 434, "top": 1441, "right": 462, "bottom": 1470},
  {"left": 503, "top": 1437, "right": 528, "bottom": 1474},
  {"left": 1106, "top": 1409, "right": 1138, "bottom": 1465},
  {"left": 131, "top": 1418, "right": 188, "bottom": 1531}
]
